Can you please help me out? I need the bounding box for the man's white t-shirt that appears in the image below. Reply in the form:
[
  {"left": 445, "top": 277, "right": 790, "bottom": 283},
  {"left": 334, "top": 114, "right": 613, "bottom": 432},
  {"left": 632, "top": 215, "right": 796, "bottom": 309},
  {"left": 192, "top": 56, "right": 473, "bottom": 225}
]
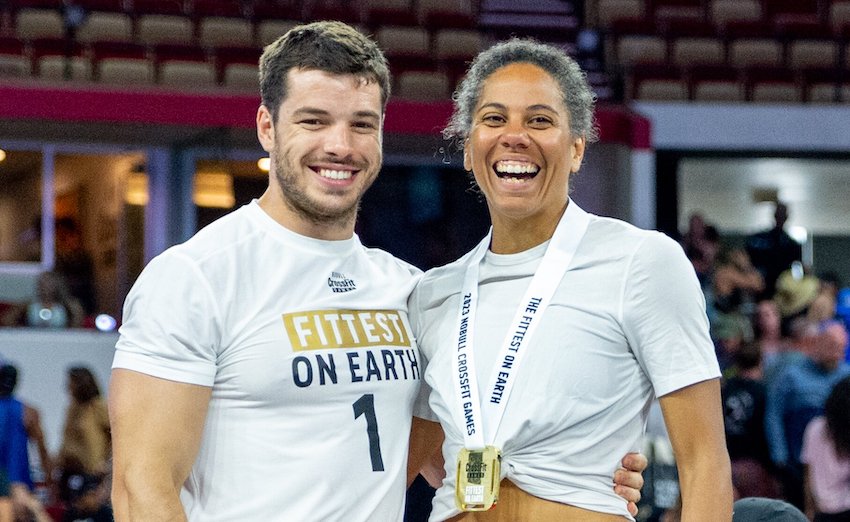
[
  {"left": 410, "top": 204, "right": 720, "bottom": 521},
  {"left": 114, "top": 201, "right": 422, "bottom": 521}
]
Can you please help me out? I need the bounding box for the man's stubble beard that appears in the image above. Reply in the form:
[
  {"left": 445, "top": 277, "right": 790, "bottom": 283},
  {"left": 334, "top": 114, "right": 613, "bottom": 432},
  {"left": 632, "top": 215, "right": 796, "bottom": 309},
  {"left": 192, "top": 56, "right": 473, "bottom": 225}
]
[{"left": 273, "top": 151, "right": 378, "bottom": 229}]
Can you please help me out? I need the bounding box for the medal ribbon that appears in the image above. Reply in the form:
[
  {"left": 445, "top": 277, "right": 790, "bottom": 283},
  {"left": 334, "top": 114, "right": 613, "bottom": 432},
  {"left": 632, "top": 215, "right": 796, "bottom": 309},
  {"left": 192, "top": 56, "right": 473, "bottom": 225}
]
[{"left": 452, "top": 201, "right": 590, "bottom": 450}]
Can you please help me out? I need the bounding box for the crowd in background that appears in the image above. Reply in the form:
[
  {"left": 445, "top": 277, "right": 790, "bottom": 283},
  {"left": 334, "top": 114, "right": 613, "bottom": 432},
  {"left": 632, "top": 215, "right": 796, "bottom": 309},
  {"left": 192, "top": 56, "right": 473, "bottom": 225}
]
[
  {"left": 652, "top": 201, "right": 850, "bottom": 522},
  {"left": 0, "top": 365, "right": 112, "bottom": 522}
]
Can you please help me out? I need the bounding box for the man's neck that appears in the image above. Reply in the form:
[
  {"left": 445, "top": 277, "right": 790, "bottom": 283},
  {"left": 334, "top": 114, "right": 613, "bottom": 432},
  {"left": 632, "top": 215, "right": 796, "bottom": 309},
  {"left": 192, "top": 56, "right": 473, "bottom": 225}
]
[{"left": 257, "top": 188, "right": 355, "bottom": 241}]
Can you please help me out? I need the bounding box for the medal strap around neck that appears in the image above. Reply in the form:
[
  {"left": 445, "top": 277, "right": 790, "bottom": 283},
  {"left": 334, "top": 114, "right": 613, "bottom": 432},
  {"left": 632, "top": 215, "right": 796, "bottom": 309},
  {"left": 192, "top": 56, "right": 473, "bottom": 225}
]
[{"left": 453, "top": 201, "right": 590, "bottom": 450}]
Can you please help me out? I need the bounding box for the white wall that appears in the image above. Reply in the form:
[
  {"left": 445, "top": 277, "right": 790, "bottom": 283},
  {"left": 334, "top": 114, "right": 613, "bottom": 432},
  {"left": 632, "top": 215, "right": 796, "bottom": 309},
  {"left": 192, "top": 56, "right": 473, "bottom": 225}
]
[
  {"left": 632, "top": 102, "right": 850, "bottom": 152},
  {"left": 0, "top": 329, "right": 117, "bottom": 453}
]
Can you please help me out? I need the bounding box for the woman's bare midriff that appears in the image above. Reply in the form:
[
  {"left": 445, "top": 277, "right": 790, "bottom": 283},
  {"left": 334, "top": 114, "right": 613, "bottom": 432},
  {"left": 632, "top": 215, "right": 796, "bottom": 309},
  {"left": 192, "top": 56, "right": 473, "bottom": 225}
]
[{"left": 446, "top": 480, "right": 629, "bottom": 521}]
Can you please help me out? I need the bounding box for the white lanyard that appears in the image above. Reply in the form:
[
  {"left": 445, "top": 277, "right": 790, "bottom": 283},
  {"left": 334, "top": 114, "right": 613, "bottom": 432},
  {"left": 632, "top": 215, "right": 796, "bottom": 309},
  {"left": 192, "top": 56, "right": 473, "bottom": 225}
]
[{"left": 452, "top": 201, "right": 590, "bottom": 450}]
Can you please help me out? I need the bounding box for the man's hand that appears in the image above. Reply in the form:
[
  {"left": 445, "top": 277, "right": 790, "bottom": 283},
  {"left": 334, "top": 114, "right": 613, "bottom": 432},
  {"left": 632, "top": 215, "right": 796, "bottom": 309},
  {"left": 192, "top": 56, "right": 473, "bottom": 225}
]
[{"left": 614, "top": 452, "right": 647, "bottom": 517}]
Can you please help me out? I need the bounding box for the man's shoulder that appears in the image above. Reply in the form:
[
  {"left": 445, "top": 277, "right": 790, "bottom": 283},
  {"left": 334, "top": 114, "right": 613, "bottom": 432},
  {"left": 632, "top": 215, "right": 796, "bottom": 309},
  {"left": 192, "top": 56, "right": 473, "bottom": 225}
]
[{"left": 360, "top": 245, "right": 423, "bottom": 279}]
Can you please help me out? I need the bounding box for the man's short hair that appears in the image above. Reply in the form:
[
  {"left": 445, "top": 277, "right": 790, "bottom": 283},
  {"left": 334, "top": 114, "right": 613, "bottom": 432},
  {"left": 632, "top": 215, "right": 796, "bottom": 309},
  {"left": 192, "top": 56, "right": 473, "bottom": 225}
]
[{"left": 259, "top": 21, "right": 391, "bottom": 124}]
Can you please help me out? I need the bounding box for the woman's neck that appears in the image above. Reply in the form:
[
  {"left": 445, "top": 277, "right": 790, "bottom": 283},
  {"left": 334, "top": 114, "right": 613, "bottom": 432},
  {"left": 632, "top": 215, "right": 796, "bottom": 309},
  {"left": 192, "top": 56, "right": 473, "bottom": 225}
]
[{"left": 489, "top": 202, "right": 568, "bottom": 254}]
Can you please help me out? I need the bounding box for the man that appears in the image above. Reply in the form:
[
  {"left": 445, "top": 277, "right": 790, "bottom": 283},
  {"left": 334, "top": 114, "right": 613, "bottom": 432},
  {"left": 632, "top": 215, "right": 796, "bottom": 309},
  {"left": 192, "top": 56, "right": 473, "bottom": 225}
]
[
  {"left": 109, "top": 21, "right": 644, "bottom": 521},
  {"left": 765, "top": 320, "right": 850, "bottom": 509},
  {"left": 0, "top": 364, "right": 52, "bottom": 521},
  {"left": 745, "top": 201, "right": 802, "bottom": 300}
]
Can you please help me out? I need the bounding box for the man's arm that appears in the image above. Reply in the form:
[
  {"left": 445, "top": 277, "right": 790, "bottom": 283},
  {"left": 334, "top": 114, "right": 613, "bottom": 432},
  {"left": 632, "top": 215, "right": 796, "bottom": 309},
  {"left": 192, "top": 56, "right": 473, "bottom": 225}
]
[
  {"left": 659, "top": 378, "right": 733, "bottom": 521},
  {"left": 22, "top": 405, "right": 52, "bottom": 485},
  {"left": 109, "top": 369, "right": 211, "bottom": 521},
  {"left": 407, "top": 417, "right": 444, "bottom": 487}
]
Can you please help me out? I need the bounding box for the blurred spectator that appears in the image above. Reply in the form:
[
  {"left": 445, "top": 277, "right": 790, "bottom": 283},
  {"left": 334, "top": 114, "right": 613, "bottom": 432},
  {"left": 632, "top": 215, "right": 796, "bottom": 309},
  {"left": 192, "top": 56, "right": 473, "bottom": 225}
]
[
  {"left": 764, "top": 317, "right": 818, "bottom": 388},
  {"left": 712, "top": 312, "right": 753, "bottom": 372},
  {"left": 0, "top": 364, "right": 52, "bottom": 521},
  {"left": 711, "top": 247, "right": 765, "bottom": 358},
  {"left": 801, "top": 375, "right": 850, "bottom": 522},
  {"left": 774, "top": 266, "right": 821, "bottom": 336},
  {"left": 0, "top": 364, "right": 31, "bottom": 500},
  {"left": 837, "top": 288, "right": 850, "bottom": 364},
  {"left": 722, "top": 343, "right": 780, "bottom": 499},
  {"left": 765, "top": 321, "right": 850, "bottom": 509},
  {"left": 745, "top": 202, "right": 803, "bottom": 300},
  {"left": 54, "top": 218, "right": 95, "bottom": 318},
  {"left": 808, "top": 272, "right": 842, "bottom": 324},
  {"left": 57, "top": 368, "right": 110, "bottom": 477},
  {"left": 755, "top": 299, "right": 791, "bottom": 366},
  {"left": 58, "top": 472, "right": 112, "bottom": 522},
  {"left": 713, "top": 247, "right": 764, "bottom": 317},
  {"left": 0, "top": 272, "right": 84, "bottom": 328},
  {"left": 681, "top": 212, "right": 720, "bottom": 288}
]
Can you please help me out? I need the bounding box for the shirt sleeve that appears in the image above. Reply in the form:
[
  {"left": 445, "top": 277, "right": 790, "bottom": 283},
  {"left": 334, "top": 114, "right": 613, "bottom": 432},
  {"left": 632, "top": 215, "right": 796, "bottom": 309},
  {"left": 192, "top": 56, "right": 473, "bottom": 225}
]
[
  {"left": 621, "top": 232, "right": 721, "bottom": 398},
  {"left": 113, "top": 249, "right": 221, "bottom": 387},
  {"left": 409, "top": 281, "right": 437, "bottom": 422}
]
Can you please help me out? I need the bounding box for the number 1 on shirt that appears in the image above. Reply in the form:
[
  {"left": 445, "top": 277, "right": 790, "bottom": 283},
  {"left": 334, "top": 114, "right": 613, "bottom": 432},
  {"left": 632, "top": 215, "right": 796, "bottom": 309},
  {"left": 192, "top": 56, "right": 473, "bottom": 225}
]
[{"left": 353, "top": 393, "right": 385, "bottom": 472}]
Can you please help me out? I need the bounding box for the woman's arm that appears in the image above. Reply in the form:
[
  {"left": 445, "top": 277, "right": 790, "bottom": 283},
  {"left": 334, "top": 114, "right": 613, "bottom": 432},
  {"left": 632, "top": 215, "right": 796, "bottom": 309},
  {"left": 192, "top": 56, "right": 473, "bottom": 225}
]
[{"left": 659, "top": 378, "right": 733, "bottom": 521}]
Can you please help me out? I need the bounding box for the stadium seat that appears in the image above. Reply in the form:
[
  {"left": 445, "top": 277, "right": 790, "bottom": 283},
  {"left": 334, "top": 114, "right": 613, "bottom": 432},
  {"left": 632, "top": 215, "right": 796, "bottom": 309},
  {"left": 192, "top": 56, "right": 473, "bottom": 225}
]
[
  {"left": 395, "top": 70, "right": 451, "bottom": 101},
  {"left": 222, "top": 62, "right": 258, "bottom": 91},
  {"left": 787, "top": 39, "right": 838, "bottom": 71},
  {"left": 15, "top": 8, "right": 64, "bottom": 40},
  {"left": 804, "top": 69, "right": 843, "bottom": 103},
  {"left": 627, "top": 64, "right": 686, "bottom": 101},
  {"left": 417, "top": 0, "right": 475, "bottom": 28},
  {"left": 375, "top": 25, "right": 433, "bottom": 74},
  {"left": 92, "top": 41, "right": 153, "bottom": 85},
  {"left": 98, "top": 57, "right": 154, "bottom": 85},
  {"left": 136, "top": 14, "right": 194, "bottom": 45},
  {"left": 596, "top": 0, "right": 645, "bottom": 30},
  {"left": 33, "top": 38, "right": 90, "bottom": 81},
  {"left": 670, "top": 36, "right": 725, "bottom": 67},
  {"left": 728, "top": 38, "right": 782, "bottom": 68},
  {"left": 764, "top": 0, "right": 819, "bottom": 22},
  {"left": 159, "top": 59, "right": 217, "bottom": 88},
  {"left": 38, "top": 54, "right": 91, "bottom": 81},
  {"left": 709, "top": 0, "right": 761, "bottom": 30},
  {"left": 616, "top": 34, "right": 667, "bottom": 67},
  {"left": 76, "top": 11, "right": 134, "bottom": 43},
  {"left": 198, "top": 16, "right": 254, "bottom": 48},
  {"left": 746, "top": 67, "right": 802, "bottom": 103},
  {"left": 652, "top": 0, "right": 703, "bottom": 22},
  {"left": 829, "top": 2, "right": 850, "bottom": 37},
  {"left": 690, "top": 65, "right": 743, "bottom": 102},
  {"left": 433, "top": 28, "right": 482, "bottom": 61},
  {"left": 375, "top": 25, "right": 430, "bottom": 57},
  {"left": 256, "top": 19, "right": 299, "bottom": 46},
  {"left": 0, "top": 37, "right": 31, "bottom": 78}
]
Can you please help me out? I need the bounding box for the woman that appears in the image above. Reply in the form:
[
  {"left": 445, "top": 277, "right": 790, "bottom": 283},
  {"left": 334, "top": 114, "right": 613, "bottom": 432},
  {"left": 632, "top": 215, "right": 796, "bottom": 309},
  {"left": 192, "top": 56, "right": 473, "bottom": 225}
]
[
  {"left": 802, "top": 375, "right": 850, "bottom": 522},
  {"left": 410, "top": 39, "right": 732, "bottom": 521},
  {"left": 58, "top": 367, "right": 111, "bottom": 476}
]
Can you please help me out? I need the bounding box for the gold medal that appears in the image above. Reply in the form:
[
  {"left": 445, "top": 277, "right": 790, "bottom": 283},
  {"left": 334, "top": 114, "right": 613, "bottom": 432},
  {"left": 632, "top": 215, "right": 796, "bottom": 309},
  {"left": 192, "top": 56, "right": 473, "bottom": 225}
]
[{"left": 455, "top": 446, "right": 501, "bottom": 511}]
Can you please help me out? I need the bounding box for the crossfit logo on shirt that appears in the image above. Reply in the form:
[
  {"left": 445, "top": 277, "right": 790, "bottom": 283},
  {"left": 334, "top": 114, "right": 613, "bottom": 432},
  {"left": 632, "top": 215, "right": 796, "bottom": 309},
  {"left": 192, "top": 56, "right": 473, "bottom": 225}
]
[{"left": 327, "top": 272, "right": 356, "bottom": 293}]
